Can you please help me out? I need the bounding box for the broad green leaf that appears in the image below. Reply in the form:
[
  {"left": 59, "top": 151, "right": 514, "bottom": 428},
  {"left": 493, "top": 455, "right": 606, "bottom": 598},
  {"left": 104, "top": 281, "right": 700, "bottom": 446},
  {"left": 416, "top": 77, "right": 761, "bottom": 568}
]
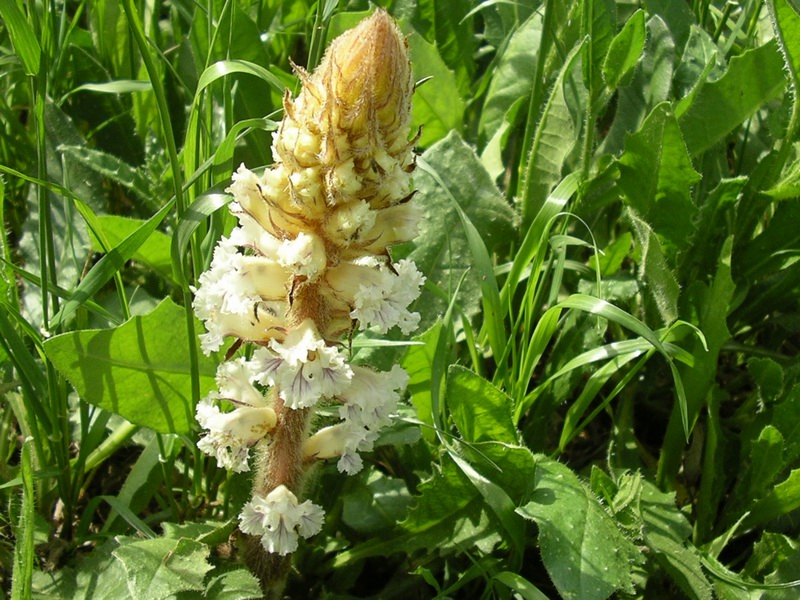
[
  {"left": 581, "top": 0, "right": 616, "bottom": 95},
  {"left": 200, "top": 569, "right": 261, "bottom": 600},
  {"left": 673, "top": 25, "right": 726, "bottom": 100},
  {"left": 639, "top": 482, "right": 713, "bottom": 600},
  {"left": 627, "top": 210, "right": 680, "bottom": 325},
  {"left": 448, "top": 451, "right": 526, "bottom": 556},
  {"left": 162, "top": 520, "right": 237, "bottom": 547},
  {"left": 748, "top": 426, "right": 786, "bottom": 501},
  {"left": 678, "top": 41, "right": 786, "bottom": 156},
  {"left": 588, "top": 231, "right": 632, "bottom": 276},
  {"left": 412, "top": 0, "right": 476, "bottom": 96},
  {"left": 478, "top": 11, "right": 542, "bottom": 142},
  {"left": 658, "top": 238, "right": 735, "bottom": 486},
  {"left": 0, "top": 0, "right": 41, "bottom": 75},
  {"left": 746, "top": 532, "right": 799, "bottom": 580},
  {"left": 57, "top": 145, "right": 152, "bottom": 202},
  {"left": 643, "top": 0, "right": 694, "bottom": 51},
  {"left": 342, "top": 471, "right": 412, "bottom": 535},
  {"left": 410, "top": 131, "right": 516, "bottom": 332},
  {"left": 517, "top": 456, "right": 641, "bottom": 600},
  {"left": 447, "top": 365, "right": 517, "bottom": 445},
  {"left": 520, "top": 41, "right": 585, "bottom": 227},
  {"left": 769, "top": 0, "right": 800, "bottom": 90},
  {"left": 743, "top": 469, "right": 800, "bottom": 531},
  {"left": 402, "top": 319, "right": 445, "bottom": 440},
  {"left": 602, "top": 9, "right": 646, "bottom": 90},
  {"left": 600, "top": 16, "right": 674, "bottom": 155},
  {"left": 49, "top": 198, "right": 175, "bottom": 328},
  {"left": 31, "top": 538, "right": 129, "bottom": 599},
  {"left": 113, "top": 537, "right": 212, "bottom": 598},
  {"left": 417, "top": 154, "right": 507, "bottom": 367},
  {"left": 773, "top": 384, "right": 800, "bottom": 465},
  {"left": 618, "top": 102, "right": 701, "bottom": 248},
  {"left": 407, "top": 32, "right": 466, "bottom": 147},
  {"left": 89, "top": 216, "right": 173, "bottom": 282},
  {"left": 43, "top": 298, "right": 217, "bottom": 434},
  {"left": 400, "top": 455, "right": 484, "bottom": 552}
]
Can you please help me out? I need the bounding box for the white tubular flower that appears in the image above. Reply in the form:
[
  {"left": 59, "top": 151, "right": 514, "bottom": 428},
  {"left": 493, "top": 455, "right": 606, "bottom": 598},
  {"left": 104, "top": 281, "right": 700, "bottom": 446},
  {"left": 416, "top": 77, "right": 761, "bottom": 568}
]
[
  {"left": 351, "top": 258, "right": 425, "bottom": 335},
  {"left": 303, "top": 364, "right": 409, "bottom": 475},
  {"left": 276, "top": 232, "right": 327, "bottom": 279},
  {"left": 239, "top": 485, "right": 325, "bottom": 555},
  {"left": 251, "top": 320, "right": 353, "bottom": 409},
  {"left": 339, "top": 364, "right": 408, "bottom": 431},
  {"left": 195, "top": 358, "right": 278, "bottom": 472}
]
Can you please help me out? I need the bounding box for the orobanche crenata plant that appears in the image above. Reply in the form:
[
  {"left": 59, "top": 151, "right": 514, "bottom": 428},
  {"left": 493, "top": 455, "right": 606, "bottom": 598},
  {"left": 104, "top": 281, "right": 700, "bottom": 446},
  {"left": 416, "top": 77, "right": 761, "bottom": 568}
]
[{"left": 191, "top": 9, "right": 423, "bottom": 595}]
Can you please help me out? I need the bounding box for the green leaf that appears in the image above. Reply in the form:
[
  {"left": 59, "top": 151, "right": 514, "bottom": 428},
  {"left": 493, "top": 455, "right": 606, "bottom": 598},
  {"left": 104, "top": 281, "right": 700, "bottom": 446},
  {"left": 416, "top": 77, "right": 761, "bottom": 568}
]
[
  {"left": 0, "top": 0, "right": 41, "bottom": 75},
  {"left": 196, "top": 59, "right": 285, "bottom": 97},
  {"left": 678, "top": 40, "right": 786, "bottom": 156},
  {"left": 769, "top": 0, "right": 800, "bottom": 91},
  {"left": 43, "top": 298, "right": 217, "bottom": 434},
  {"left": 601, "top": 15, "right": 675, "bottom": 155},
  {"left": 417, "top": 153, "right": 508, "bottom": 367},
  {"left": 31, "top": 538, "right": 129, "bottom": 599},
  {"left": 447, "top": 365, "right": 517, "bottom": 445},
  {"left": 70, "top": 80, "right": 152, "bottom": 94},
  {"left": 640, "top": 482, "right": 713, "bottom": 600},
  {"left": 602, "top": 9, "right": 646, "bottom": 90},
  {"left": 162, "top": 520, "right": 237, "bottom": 547},
  {"left": 200, "top": 569, "right": 261, "bottom": 600},
  {"left": 412, "top": 0, "right": 476, "bottom": 96},
  {"left": 113, "top": 537, "right": 212, "bottom": 598},
  {"left": 57, "top": 145, "right": 152, "bottom": 202},
  {"left": 743, "top": 469, "right": 800, "bottom": 531},
  {"left": 478, "top": 12, "right": 542, "bottom": 142},
  {"left": 492, "top": 571, "right": 549, "bottom": 600},
  {"left": 89, "top": 216, "right": 173, "bottom": 282},
  {"left": 517, "top": 456, "right": 641, "bottom": 600},
  {"left": 342, "top": 471, "right": 412, "bottom": 535},
  {"left": 618, "top": 102, "right": 701, "bottom": 249},
  {"left": 10, "top": 442, "right": 34, "bottom": 600},
  {"left": 658, "top": 238, "right": 736, "bottom": 486},
  {"left": 50, "top": 198, "right": 175, "bottom": 329},
  {"left": 407, "top": 31, "right": 466, "bottom": 147},
  {"left": 402, "top": 319, "right": 444, "bottom": 439},
  {"left": 520, "top": 41, "right": 585, "bottom": 227},
  {"left": 400, "top": 455, "right": 483, "bottom": 552},
  {"left": 627, "top": 210, "right": 680, "bottom": 325},
  {"left": 410, "top": 131, "right": 516, "bottom": 332},
  {"left": 581, "top": 0, "right": 616, "bottom": 95}
]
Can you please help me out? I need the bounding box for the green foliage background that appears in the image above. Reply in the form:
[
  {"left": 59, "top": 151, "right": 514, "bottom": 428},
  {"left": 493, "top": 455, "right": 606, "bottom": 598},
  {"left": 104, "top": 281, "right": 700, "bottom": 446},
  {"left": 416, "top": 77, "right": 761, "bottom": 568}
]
[{"left": 1, "top": 0, "right": 800, "bottom": 598}]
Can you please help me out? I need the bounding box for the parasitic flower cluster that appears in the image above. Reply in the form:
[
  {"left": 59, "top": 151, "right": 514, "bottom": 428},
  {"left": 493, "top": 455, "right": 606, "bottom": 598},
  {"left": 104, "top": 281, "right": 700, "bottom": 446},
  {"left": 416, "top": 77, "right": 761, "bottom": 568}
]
[{"left": 192, "top": 10, "right": 423, "bottom": 558}]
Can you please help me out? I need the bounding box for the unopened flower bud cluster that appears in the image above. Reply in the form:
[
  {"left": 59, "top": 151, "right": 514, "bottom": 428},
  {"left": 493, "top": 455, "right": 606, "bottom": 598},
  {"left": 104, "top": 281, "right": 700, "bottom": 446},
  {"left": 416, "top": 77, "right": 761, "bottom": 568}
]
[{"left": 192, "top": 11, "right": 424, "bottom": 556}]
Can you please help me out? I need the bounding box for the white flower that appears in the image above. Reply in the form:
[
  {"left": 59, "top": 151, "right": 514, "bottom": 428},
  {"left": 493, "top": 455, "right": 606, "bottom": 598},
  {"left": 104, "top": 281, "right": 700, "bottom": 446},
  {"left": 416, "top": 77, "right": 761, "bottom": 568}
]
[
  {"left": 303, "top": 365, "right": 408, "bottom": 475},
  {"left": 339, "top": 365, "right": 408, "bottom": 431},
  {"left": 351, "top": 259, "right": 425, "bottom": 334},
  {"left": 239, "top": 485, "right": 325, "bottom": 555},
  {"left": 192, "top": 226, "right": 291, "bottom": 354},
  {"left": 195, "top": 359, "right": 277, "bottom": 472},
  {"left": 251, "top": 320, "right": 353, "bottom": 409},
  {"left": 276, "top": 232, "right": 326, "bottom": 279}
]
